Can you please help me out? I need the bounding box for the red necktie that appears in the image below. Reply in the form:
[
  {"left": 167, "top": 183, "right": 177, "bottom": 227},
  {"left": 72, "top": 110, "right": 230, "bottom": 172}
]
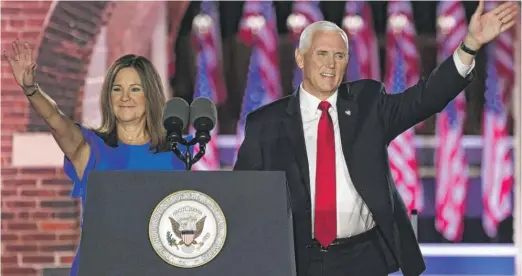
[{"left": 314, "top": 101, "right": 337, "bottom": 248}]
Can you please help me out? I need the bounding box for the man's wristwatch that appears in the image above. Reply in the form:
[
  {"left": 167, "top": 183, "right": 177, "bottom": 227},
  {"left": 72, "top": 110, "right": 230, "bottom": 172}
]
[
  {"left": 24, "top": 83, "right": 39, "bottom": 97},
  {"left": 460, "top": 41, "right": 478, "bottom": 56}
]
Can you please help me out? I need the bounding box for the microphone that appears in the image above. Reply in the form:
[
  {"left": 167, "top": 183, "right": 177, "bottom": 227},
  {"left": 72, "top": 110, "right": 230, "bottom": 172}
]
[
  {"left": 189, "top": 97, "right": 217, "bottom": 144},
  {"left": 163, "top": 97, "right": 190, "bottom": 143}
]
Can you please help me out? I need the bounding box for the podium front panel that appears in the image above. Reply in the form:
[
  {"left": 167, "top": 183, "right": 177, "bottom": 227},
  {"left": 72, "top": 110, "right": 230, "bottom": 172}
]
[{"left": 78, "top": 171, "right": 296, "bottom": 276}]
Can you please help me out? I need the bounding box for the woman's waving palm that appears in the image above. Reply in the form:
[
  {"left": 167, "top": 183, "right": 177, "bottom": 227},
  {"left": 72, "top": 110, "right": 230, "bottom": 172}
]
[{"left": 3, "top": 39, "right": 37, "bottom": 91}]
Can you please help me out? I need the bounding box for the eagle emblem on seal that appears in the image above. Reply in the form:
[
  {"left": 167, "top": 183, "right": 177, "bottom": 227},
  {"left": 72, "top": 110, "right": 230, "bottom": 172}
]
[
  {"left": 166, "top": 215, "right": 210, "bottom": 251},
  {"left": 149, "top": 190, "right": 227, "bottom": 268}
]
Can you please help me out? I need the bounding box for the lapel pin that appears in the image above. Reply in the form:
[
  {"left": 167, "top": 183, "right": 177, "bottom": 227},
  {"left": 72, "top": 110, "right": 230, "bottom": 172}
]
[{"left": 345, "top": 110, "right": 351, "bottom": 116}]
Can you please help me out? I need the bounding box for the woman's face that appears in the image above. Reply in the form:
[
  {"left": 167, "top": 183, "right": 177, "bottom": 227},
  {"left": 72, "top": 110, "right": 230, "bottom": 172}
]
[{"left": 110, "top": 67, "right": 147, "bottom": 124}]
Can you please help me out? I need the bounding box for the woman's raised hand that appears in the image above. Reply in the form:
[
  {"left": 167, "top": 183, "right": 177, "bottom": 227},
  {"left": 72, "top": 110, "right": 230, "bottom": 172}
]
[{"left": 3, "top": 39, "right": 37, "bottom": 91}]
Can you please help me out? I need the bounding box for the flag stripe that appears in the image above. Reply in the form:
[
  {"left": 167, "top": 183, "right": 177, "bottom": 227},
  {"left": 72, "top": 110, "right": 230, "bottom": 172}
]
[
  {"left": 481, "top": 1, "right": 515, "bottom": 237},
  {"left": 434, "top": 0, "right": 469, "bottom": 242},
  {"left": 384, "top": 1, "right": 423, "bottom": 215},
  {"left": 235, "top": 1, "right": 282, "bottom": 161},
  {"left": 191, "top": 1, "right": 223, "bottom": 170},
  {"left": 343, "top": 1, "right": 380, "bottom": 81}
]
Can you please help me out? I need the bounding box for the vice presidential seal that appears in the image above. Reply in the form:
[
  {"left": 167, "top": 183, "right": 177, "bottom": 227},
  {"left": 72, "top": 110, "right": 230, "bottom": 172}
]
[{"left": 149, "top": 190, "right": 227, "bottom": 268}]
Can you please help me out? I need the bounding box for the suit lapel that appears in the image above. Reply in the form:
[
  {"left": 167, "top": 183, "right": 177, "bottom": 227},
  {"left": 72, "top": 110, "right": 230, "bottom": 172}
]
[
  {"left": 283, "top": 90, "right": 311, "bottom": 196},
  {"left": 337, "top": 82, "right": 358, "bottom": 164}
]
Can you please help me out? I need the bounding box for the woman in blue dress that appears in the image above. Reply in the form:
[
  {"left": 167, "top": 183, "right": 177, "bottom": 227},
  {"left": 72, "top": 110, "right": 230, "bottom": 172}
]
[{"left": 4, "top": 40, "right": 188, "bottom": 276}]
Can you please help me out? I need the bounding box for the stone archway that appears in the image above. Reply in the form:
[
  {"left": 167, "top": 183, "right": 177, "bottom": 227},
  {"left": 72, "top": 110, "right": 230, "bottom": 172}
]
[{"left": 26, "top": 1, "right": 110, "bottom": 131}]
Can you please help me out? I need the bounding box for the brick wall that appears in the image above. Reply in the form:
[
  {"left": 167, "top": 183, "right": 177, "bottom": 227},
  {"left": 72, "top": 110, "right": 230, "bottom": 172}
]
[
  {"left": 1, "top": 1, "right": 107, "bottom": 275},
  {"left": 1, "top": 1, "right": 188, "bottom": 275}
]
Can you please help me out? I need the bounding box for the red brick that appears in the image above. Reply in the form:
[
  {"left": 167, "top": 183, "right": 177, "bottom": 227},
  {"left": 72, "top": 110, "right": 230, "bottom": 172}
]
[
  {"left": 5, "top": 244, "right": 38, "bottom": 252},
  {"left": 1, "top": 255, "right": 18, "bottom": 265},
  {"left": 1, "top": 188, "right": 17, "bottom": 196},
  {"left": 1, "top": 142, "right": 13, "bottom": 150},
  {"left": 26, "top": 19, "right": 43, "bottom": 29},
  {"left": 59, "top": 189, "right": 73, "bottom": 197},
  {"left": 41, "top": 200, "right": 77, "bottom": 208},
  {"left": 7, "top": 19, "right": 25, "bottom": 29},
  {"left": 5, "top": 109, "right": 25, "bottom": 116},
  {"left": 0, "top": 8, "right": 22, "bottom": 18},
  {"left": 1, "top": 267, "right": 38, "bottom": 275},
  {"left": 18, "top": 168, "right": 56, "bottom": 175},
  {"left": 60, "top": 255, "right": 76, "bottom": 264},
  {"left": 0, "top": 98, "right": 25, "bottom": 108},
  {"left": 22, "top": 8, "right": 49, "bottom": 16},
  {"left": 1, "top": 234, "right": 19, "bottom": 241},
  {"left": 1, "top": 134, "right": 14, "bottom": 143},
  {"left": 22, "top": 255, "right": 55, "bottom": 264},
  {"left": 4, "top": 200, "right": 36, "bottom": 208},
  {"left": 17, "top": 211, "right": 52, "bottom": 219},
  {"left": 18, "top": 212, "right": 29, "bottom": 219},
  {"left": 14, "top": 1, "right": 48, "bottom": 8},
  {"left": 1, "top": 156, "right": 12, "bottom": 165},
  {"left": 0, "top": 31, "right": 21, "bottom": 40},
  {"left": 59, "top": 233, "right": 79, "bottom": 241},
  {"left": 7, "top": 222, "right": 38, "bottom": 231},
  {"left": 40, "top": 221, "right": 77, "bottom": 231},
  {"left": 32, "top": 211, "right": 53, "bottom": 219},
  {"left": 0, "top": 142, "right": 14, "bottom": 154},
  {"left": 2, "top": 115, "right": 26, "bottom": 123},
  {"left": 2, "top": 179, "right": 37, "bottom": 187},
  {"left": 0, "top": 93, "right": 26, "bottom": 102},
  {"left": 1, "top": 212, "right": 15, "bottom": 220},
  {"left": 0, "top": 169, "right": 18, "bottom": 176},
  {"left": 40, "top": 244, "right": 76, "bottom": 252},
  {"left": 21, "top": 189, "right": 58, "bottom": 197},
  {"left": 53, "top": 211, "right": 80, "bottom": 219},
  {"left": 21, "top": 233, "right": 56, "bottom": 241},
  {"left": 20, "top": 31, "right": 42, "bottom": 42},
  {"left": 2, "top": 121, "right": 29, "bottom": 131},
  {"left": 41, "top": 178, "right": 72, "bottom": 185}
]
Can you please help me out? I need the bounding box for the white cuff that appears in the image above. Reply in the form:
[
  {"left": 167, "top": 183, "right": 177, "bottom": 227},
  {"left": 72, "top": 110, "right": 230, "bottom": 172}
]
[{"left": 452, "top": 50, "right": 475, "bottom": 77}]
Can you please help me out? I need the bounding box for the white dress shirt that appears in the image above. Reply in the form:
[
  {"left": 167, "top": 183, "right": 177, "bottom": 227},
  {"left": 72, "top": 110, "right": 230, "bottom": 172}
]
[{"left": 301, "top": 50, "right": 475, "bottom": 239}]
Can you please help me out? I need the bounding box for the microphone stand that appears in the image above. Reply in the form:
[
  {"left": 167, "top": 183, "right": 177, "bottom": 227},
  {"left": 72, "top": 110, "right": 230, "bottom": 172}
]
[{"left": 167, "top": 131, "right": 209, "bottom": 170}]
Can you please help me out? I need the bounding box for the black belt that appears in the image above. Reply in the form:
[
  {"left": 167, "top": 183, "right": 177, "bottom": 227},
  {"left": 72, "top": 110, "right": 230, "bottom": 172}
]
[{"left": 307, "top": 227, "right": 378, "bottom": 250}]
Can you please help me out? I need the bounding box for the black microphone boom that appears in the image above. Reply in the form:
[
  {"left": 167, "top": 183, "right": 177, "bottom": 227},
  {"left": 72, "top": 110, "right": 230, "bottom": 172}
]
[{"left": 189, "top": 97, "right": 217, "bottom": 144}]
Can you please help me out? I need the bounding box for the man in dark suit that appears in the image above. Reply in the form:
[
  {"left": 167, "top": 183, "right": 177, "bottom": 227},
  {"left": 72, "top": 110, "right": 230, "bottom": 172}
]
[{"left": 234, "top": 1, "right": 519, "bottom": 275}]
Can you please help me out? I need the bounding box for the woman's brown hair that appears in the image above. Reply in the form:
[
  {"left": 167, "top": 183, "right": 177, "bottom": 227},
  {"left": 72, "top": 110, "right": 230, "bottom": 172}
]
[{"left": 95, "top": 54, "right": 168, "bottom": 152}]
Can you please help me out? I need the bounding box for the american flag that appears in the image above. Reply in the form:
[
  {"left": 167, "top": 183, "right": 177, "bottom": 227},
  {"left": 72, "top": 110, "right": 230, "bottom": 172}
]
[
  {"left": 343, "top": 1, "right": 380, "bottom": 81},
  {"left": 288, "top": 0, "right": 323, "bottom": 89},
  {"left": 482, "top": 1, "right": 515, "bottom": 238},
  {"left": 434, "top": 0, "right": 469, "bottom": 242},
  {"left": 384, "top": 1, "right": 423, "bottom": 214},
  {"left": 190, "top": 1, "right": 224, "bottom": 170},
  {"left": 235, "top": 1, "right": 282, "bottom": 154}
]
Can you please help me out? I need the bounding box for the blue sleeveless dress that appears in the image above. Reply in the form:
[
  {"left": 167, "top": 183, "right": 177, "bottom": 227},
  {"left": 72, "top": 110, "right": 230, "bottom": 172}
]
[{"left": 64, "top": 124, "right": 190, "bottom": 276}]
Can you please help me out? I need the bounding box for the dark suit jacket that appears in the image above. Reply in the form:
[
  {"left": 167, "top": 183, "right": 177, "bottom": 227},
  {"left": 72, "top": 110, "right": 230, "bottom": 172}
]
[{"left": 233, "top": 54, "right": 476, "bottom": 276}]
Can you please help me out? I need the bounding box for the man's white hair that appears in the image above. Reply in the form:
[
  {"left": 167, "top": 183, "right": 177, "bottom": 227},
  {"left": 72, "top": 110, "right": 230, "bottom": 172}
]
[{"left": 298, "top": 21, "right": 349, "bottom": 52}]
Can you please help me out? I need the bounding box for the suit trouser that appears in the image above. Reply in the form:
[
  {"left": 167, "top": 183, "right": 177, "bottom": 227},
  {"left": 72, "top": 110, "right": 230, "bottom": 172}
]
[{"left": 296, "top": 227, "right": 389, "bottom": 276}]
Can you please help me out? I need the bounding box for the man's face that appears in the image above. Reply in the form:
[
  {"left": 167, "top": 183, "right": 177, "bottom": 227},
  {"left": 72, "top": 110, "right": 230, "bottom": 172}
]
[{"left": 296, "top": 30, "right": 349, "bottom": 97}]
